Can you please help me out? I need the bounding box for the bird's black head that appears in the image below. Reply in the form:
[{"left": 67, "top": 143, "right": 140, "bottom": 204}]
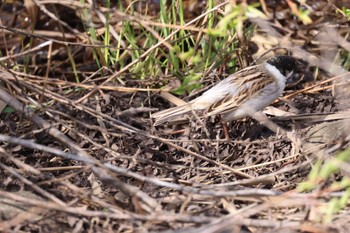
[{"left": 266, "top": 55, "right": 301, "bottom": 78}]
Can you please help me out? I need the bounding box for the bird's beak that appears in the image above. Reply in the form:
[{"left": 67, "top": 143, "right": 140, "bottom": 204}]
[{"left": 286, "top": 71, "right": 294, "bottom": 79}]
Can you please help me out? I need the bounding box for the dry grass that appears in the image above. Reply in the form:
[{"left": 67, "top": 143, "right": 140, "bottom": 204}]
[{"left": 0, "top": 0, "right": 350, "bottom": 232}]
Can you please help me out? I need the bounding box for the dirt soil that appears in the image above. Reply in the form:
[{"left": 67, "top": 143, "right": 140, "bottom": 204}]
[{"left": 0, "top": 1, "right": 350, "bottom": 233}]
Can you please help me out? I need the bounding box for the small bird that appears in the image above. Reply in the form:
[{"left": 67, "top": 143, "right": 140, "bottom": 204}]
[{"left": 152, "top": 55, "right": 300, "bottom": 126}]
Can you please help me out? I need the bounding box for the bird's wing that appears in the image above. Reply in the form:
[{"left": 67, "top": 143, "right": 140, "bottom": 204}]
[{"left": 203, "top": 69, "right": 275, "bottom": 117}]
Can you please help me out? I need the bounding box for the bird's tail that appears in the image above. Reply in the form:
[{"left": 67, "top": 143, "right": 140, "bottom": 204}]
[{"left": 151, "top": 104, "right": 194, "bottom": 126}]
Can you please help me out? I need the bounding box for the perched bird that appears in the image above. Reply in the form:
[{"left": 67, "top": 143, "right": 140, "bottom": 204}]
[{"left": 152, "top": 55, "right": 300, "bottom": 126}]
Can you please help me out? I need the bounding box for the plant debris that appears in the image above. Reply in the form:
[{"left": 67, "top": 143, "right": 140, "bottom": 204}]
[{"left": 0, "top": 1, "right": 350, "bottom": 232}]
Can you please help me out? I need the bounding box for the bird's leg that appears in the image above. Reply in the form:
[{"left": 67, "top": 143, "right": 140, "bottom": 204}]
[
  {"left": 222, "top": 122, "right": 230, "bottom": 140},
  {"left": 218, "top": 115, "right": 230, "bottom": 140}
]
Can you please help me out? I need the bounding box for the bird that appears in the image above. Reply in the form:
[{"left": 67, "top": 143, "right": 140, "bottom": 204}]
[{"left": 152, "top": 55, "right": 301, "bottom": 126}]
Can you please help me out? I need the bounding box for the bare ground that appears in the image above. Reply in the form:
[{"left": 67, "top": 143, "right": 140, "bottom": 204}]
[{"left": 0, "top": 1, "right": 350, "bottom": 232}]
